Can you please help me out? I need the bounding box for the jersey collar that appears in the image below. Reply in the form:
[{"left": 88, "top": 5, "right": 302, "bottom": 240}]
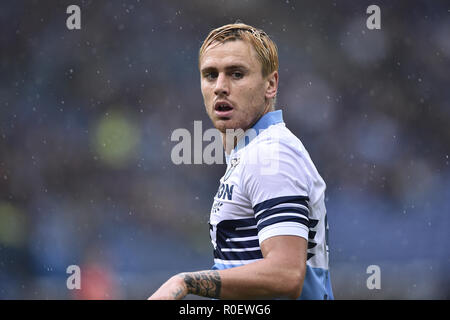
[
  {"left": 226, "top": 110, "right": 284, "bottom": 161},
  {"left": 252, "top": 109, "right": 284, "bottom": 133}
]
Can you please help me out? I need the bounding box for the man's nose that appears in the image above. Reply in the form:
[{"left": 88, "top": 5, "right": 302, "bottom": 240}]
[{"left": 214, "top": 73, "right": 229, "bottom": 96}]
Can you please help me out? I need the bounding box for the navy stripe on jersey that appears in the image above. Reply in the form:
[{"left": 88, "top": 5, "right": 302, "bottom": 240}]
[
  {"left": 215, "top": 247, "right": 263, "bottom": 261},
  {"left": 255, "top": 206, "right": 309, "bottom": 223},
  {"left": 224, "top": 238, "right": 260, "bottom": 249},
  {"left": 215, "top": 218, "right": 262, "bottom": 261},
  {"left": 253, "top": 195, "right": 309, "bottom": 214},
  {"left": 216, "top": 218, "right": 257, "bottom": 238},
  {"left": 257, "top": 216, "right": 310, "bottom": 233},
  {"left": 253, "top": 196, "right": 310, "bottom": 235}
]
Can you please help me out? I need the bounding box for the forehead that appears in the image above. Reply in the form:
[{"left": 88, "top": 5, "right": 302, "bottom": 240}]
[{"left": 200, "top": 40, "right": 260, "bottom": 70}]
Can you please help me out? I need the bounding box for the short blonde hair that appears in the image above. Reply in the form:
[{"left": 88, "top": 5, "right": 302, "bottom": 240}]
[{"left": 199, "top": 23, "right": 279, "bottom": 78}]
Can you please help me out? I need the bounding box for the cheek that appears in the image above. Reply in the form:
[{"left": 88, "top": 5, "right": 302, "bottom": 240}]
[
  {"left": 201, "top": 85, "right": 212, "bottom": 103},
  {"left": 245, "top": 86, "right": 265, "bottom": 108}
]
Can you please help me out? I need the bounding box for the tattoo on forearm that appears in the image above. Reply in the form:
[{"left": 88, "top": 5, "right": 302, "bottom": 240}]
[
  {"left": 172, "top": 287, "right": 184, "bottom": 299},
  {"left": 180, "top": 271, "right": 221, "bottom": 298}
]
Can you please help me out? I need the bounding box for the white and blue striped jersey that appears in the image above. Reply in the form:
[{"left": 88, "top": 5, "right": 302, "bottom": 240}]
[{"left": 209, "top": 110, "right": 333, "bottom": 300}]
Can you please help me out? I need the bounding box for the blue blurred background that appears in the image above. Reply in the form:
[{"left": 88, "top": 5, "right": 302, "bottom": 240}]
[{"left": 0, "top": 0, "right": 449, "bottom": 299}]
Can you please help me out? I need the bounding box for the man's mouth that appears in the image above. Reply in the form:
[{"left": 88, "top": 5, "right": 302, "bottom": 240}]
[{"left": 214, "top": 101, "right": 234, "bottom": 117}]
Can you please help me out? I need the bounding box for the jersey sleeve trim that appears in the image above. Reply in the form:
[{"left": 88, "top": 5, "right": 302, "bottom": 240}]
[
  {"left": 258, "top": 221, "right": 309, "bottom": 244},
  {"left": 253, "top": 195, "right": 311, "bottom": 244}
]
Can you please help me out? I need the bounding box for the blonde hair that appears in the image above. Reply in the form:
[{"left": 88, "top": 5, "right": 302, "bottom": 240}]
[{"left": 199, "top": 23, "right": 279, "bottom": 78}]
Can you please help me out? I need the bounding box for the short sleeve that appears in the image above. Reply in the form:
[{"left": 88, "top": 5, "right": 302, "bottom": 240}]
[{"left": 241, "top": 138, "right": 312, "bottom": 244}]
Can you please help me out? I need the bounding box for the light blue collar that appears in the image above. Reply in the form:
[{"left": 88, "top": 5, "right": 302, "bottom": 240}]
[
  {"left": 227, "top": 110, "right": 284, "bottom": 158},
  {"left": 252, "top": 109, "right": 283, "bottom": 132}
]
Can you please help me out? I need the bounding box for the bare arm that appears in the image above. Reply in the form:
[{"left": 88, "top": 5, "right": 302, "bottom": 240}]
[{"left": 148, "top": 235, "right": 307, "bottom": 300}]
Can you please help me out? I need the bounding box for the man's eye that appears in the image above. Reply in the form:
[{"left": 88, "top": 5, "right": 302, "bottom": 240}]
[
  {"left": 232, "top": 72, "right": 243, "bottom": 79},
  {"left": 204, "top": 72, "right": 218, "bottom": 80}
]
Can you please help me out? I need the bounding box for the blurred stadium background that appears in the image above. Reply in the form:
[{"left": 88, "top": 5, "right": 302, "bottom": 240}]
[{"left": 0, "top": 0, "right": 449, "bottom": 299}]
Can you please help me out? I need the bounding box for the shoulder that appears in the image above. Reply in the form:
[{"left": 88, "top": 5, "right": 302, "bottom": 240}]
[
  {"left": 240, "top": 123, "right": 326, "bottom": 205},
  {"left": 242, "top": 123, "right": 309, "bottom": 168},
  {"left": 239, "top": 123, "right": 310, "bottom": 186}
]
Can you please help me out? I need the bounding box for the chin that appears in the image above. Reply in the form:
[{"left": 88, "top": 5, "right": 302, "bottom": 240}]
[
  {"left": 214, "top": 120, "right": 231, "bottom": 133},
  {"left": 213, "top": 121, "right": 230, "bottom": 133}
]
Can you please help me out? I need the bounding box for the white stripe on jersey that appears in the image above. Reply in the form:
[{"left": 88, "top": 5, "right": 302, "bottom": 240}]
[
  {"left": 226, "top": 236, "right": 259, "bottom": 242},
  {"left": 255, "top": 202, "right": 310, "bottom": 219},
  {"left": 256, "top": 213, "right": 309, "bottom": 227},
  {"left": 235, "top": 225, "right": 257, "bottom": 231},
  {"left": 221, "top": 247, "right": 261, "bottom": 252}
]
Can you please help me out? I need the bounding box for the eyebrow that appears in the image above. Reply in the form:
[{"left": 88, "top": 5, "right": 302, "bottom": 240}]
[{"left": 201, "top": 64, "right": 249, "bottom": 74}]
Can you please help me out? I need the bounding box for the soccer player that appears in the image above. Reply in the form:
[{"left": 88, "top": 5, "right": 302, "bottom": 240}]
[{"left": 148, "top": 23, "right": 333, "bottom": 300}]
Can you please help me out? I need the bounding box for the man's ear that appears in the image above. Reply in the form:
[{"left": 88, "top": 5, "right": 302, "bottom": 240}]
[{"left": 265, "top": 71, "right": 278, "bottom": 100}]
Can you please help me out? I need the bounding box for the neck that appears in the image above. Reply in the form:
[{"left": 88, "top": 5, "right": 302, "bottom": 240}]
[
  {"left": 222, "top": 130, "right": 245, "bottom": 155},
  {"left": 221, "top": 106, "right": 274, "bottom": 154}
]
